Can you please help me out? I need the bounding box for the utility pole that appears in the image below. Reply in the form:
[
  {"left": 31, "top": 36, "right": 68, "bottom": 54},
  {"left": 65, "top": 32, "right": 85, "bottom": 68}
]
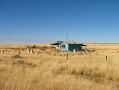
[{"left": 66, "top": 26, "right": 69, "bottom": 60}]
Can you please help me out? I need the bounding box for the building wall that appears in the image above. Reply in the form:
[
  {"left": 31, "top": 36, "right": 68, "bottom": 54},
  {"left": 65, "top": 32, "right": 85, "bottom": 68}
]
[
  {"left": 68, "top": 44, "right": 81, "bottom": 51},
  {"left": 59, "top": 44, "right": 69, "bottom": 51},
  {"left": 59, "top": 44, "right": 82, "bottom": 52}
]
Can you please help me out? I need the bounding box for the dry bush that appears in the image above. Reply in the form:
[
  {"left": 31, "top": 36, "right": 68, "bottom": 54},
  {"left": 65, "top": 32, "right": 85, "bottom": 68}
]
[
  {"left": 11, "top": 55, "right": 23, "bottom": 59},
  {"left": 12, "top": 59, "right": 36, "bottom": 68}
]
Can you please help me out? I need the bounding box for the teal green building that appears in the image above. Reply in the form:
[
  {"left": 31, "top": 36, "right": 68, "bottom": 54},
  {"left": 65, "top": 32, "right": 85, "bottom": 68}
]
[
  {"left": 51, "top": 41, "right": 87, "bottom": 52},
  {"left": 59, "top": 43, "right": 86, "bottom": 52}
]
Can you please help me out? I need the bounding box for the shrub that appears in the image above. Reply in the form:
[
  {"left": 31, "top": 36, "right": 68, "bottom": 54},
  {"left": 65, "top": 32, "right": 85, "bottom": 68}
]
[{"left": 11, "top": 55, "right": 23, "bottom": 59}]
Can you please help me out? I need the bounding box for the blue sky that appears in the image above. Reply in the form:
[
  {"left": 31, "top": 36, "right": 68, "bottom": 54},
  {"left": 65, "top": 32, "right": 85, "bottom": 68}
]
[{"left": 0, "top": 0, "right": 119, "bottom": 44}]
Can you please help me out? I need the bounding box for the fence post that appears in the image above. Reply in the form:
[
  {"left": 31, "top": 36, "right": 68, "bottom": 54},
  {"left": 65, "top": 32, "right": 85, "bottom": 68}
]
[
  {"left": 18, "top": 50, "right": 20, "bottom": 55},
  {"left": 66, "top": 52, "right": 69, "bottom": 60},
  {"left": 2, "top": 49, "right": 4, "bottom": 54},
  {"left": 106, "top": 56, "right": 107, "bottom": 61},
  {"left": 30, "top": 49, "right": 33, "bottom": 54}
]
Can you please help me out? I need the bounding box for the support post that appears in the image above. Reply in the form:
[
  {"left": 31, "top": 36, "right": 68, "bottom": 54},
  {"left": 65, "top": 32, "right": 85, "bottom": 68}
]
[
  {"left": 66, "top": 51, "right": 68, "bottom": 60},
  {"left": 106, "top": 56, "right": 107, "bottom": 61}
]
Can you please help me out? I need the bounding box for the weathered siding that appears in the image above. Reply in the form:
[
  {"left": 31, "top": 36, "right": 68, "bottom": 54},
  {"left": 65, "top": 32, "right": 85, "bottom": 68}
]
[{"left": 68, "top": 44, "right": 81, "bottom": 51}]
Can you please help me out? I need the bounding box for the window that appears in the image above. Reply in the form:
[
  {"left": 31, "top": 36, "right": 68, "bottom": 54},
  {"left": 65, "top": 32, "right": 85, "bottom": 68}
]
[{"left": 61, "top": 45, "right": 65, "bottom": 48}]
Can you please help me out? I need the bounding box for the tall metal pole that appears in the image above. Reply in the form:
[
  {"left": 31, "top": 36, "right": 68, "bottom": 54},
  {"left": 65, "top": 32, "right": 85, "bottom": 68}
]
[
  {"left": 67, "top": 28, "right": 68, "bottom": 44},
  {"left": 66, "top": 26, "right": 69, "bottom": 60}
]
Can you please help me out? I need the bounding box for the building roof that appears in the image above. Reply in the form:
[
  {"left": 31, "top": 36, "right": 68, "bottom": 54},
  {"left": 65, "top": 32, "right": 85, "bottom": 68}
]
[
  {"left": 51, "top": 41, "right": 63, "bottom": 45},
  {"left": 51, "top": 41, "right": 86, "bottom": 46}
]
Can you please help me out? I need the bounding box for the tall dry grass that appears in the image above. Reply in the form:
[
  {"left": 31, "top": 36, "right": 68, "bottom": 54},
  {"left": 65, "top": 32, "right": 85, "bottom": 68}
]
[{"left": 0, "top": 44, "right": 119, "bottom": 90}]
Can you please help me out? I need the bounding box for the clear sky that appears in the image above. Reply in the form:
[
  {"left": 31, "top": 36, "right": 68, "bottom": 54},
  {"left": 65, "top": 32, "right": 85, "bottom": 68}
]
[{"left": 0, "top": 0, "right": 119, "bottom": 44}]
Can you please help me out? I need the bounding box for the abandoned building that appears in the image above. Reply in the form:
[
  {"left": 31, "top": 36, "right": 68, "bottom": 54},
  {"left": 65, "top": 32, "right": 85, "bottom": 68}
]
[{"left": 51, "top": 41, "right": 87, "bottom": 52}]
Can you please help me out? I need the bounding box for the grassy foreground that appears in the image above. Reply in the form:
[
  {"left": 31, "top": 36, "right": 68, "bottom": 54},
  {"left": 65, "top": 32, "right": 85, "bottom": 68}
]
[{"left": 0, "top": 44, "right": 119, "bottom": 90}]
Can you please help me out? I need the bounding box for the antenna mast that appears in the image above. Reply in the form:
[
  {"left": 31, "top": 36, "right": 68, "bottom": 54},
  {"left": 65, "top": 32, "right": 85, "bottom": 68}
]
[
  {"left": 67, "top": 28, "right": 69, "bottom": 44},
  {"left": 66, "top": 26, "right": 69, "bottom": 60}
]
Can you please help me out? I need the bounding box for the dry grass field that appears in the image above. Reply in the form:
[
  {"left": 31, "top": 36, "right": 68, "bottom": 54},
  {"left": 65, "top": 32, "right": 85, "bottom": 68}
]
[{"left": 0, "top": 44, "right": 119, "bottom": 90}]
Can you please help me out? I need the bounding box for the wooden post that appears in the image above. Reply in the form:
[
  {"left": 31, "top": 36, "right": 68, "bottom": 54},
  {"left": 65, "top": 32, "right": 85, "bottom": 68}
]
[
  {"left": 66, "top": 51, "right": 68, "bottom": 60},
  {"left": 27, "top": 48, "right": 31, "bottom": 54},
  {"left": 18, "top": 50, "right": 20, "bottom": 55},
  {"left": 30, "top": 49, "right": 33, "bottom": 54},
  {"left": 2, "top": 49, "right": 4, "bottom": 54},
  {"left": 106, "top": 56, "right": 107, "bottom": 61}
]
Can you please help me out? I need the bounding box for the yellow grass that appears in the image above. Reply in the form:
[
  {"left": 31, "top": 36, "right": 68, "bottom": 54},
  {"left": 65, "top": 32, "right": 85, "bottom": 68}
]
[{"left": 0, "top": 44, "right": 119, "bottom": 90}]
